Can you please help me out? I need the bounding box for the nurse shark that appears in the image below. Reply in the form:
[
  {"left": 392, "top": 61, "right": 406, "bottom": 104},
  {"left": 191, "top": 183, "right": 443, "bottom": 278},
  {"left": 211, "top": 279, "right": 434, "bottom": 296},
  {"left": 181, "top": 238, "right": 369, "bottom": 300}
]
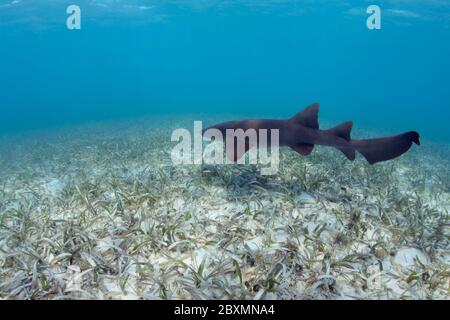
[{"left": 203, "top": 103, "right": 420, "bottom": 164}]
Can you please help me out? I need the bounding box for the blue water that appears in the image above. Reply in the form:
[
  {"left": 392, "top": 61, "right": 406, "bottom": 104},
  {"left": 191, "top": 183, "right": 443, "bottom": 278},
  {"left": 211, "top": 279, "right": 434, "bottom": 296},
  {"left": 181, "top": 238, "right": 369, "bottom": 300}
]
[{"left": 1, "top": 1, "right": 449, "bottom": 142}]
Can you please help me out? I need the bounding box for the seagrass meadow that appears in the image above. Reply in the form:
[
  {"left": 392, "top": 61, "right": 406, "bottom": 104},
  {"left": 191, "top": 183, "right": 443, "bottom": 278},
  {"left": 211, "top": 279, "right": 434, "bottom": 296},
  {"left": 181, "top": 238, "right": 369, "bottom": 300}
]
[
  {"left": 2, "top": 0, "right": 450, "bottom": 302},
  {"left": 0, "top": 116, "right": 448, "bottom": 300}
]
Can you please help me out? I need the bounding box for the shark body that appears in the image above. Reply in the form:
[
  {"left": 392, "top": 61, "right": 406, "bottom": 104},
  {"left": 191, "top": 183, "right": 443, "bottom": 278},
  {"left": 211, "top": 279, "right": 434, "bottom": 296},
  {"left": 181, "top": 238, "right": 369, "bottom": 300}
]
[{"left": 203, "top": 103, "right": 420, "bottom": 164}]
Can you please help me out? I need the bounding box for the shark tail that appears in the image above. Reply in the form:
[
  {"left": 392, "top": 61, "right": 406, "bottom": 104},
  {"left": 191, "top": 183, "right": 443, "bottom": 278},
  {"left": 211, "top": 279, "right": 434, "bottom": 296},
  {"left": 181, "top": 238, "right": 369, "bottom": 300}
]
[
  {"left": 289, "top": 103, "right": 420, "bottom": 164},
  {"left": 321, "top": 117, "right": 420, "bottom": 164},
  {"left": 351, "top": 131, "right": 420, "bottom": 164}
]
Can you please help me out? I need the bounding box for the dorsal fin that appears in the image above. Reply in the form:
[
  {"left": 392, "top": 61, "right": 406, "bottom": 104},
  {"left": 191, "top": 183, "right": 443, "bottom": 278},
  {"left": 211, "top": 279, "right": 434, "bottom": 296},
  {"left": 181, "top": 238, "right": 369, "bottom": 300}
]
[
  {"left": 327, "top": 121, "right": 353, "bottom": 142},
  {"left": 290, "top": 103, "right": 319, "bottom": 129}
]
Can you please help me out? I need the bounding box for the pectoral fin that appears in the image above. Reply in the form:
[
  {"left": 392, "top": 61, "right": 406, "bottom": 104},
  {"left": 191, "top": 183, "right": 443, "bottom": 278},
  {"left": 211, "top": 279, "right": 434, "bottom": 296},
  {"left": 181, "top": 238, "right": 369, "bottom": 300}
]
[{"left": 290, "top": 143, "right": 315, "bottom": 156}]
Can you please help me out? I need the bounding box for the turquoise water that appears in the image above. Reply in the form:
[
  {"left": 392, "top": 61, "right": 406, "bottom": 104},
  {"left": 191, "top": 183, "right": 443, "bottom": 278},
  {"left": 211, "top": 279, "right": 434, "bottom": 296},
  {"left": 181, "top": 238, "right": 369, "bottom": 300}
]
[{"left": 1, "top": 1, "right": 449, "bottom": 142}]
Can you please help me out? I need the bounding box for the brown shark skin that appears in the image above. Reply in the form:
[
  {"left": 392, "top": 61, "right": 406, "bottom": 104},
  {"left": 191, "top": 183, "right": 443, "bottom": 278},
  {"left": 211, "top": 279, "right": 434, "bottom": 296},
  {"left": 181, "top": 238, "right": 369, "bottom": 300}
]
[
  {"left": 206, "top": 119, "right": 345, "bottom": 148},
  {"left": 203, "top": 103, "right": 420, "bottom": 164}
]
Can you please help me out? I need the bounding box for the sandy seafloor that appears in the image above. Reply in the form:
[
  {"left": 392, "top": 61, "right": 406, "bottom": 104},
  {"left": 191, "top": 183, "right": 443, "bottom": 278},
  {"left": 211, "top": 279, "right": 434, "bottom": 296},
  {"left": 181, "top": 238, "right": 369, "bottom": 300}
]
[{"left": 0, "top": 115, "right": 449, "bottom": 300}]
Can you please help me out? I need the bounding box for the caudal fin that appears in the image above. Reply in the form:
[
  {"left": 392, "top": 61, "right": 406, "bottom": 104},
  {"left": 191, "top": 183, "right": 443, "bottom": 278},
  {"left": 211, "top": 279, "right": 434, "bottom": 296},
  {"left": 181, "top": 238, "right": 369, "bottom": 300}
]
[
  {"left": 288, "top": 104, "right": 419, "bottom": 164},
  {"left": 352, "top": 131, "right": 420, "bottom": 164}
]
